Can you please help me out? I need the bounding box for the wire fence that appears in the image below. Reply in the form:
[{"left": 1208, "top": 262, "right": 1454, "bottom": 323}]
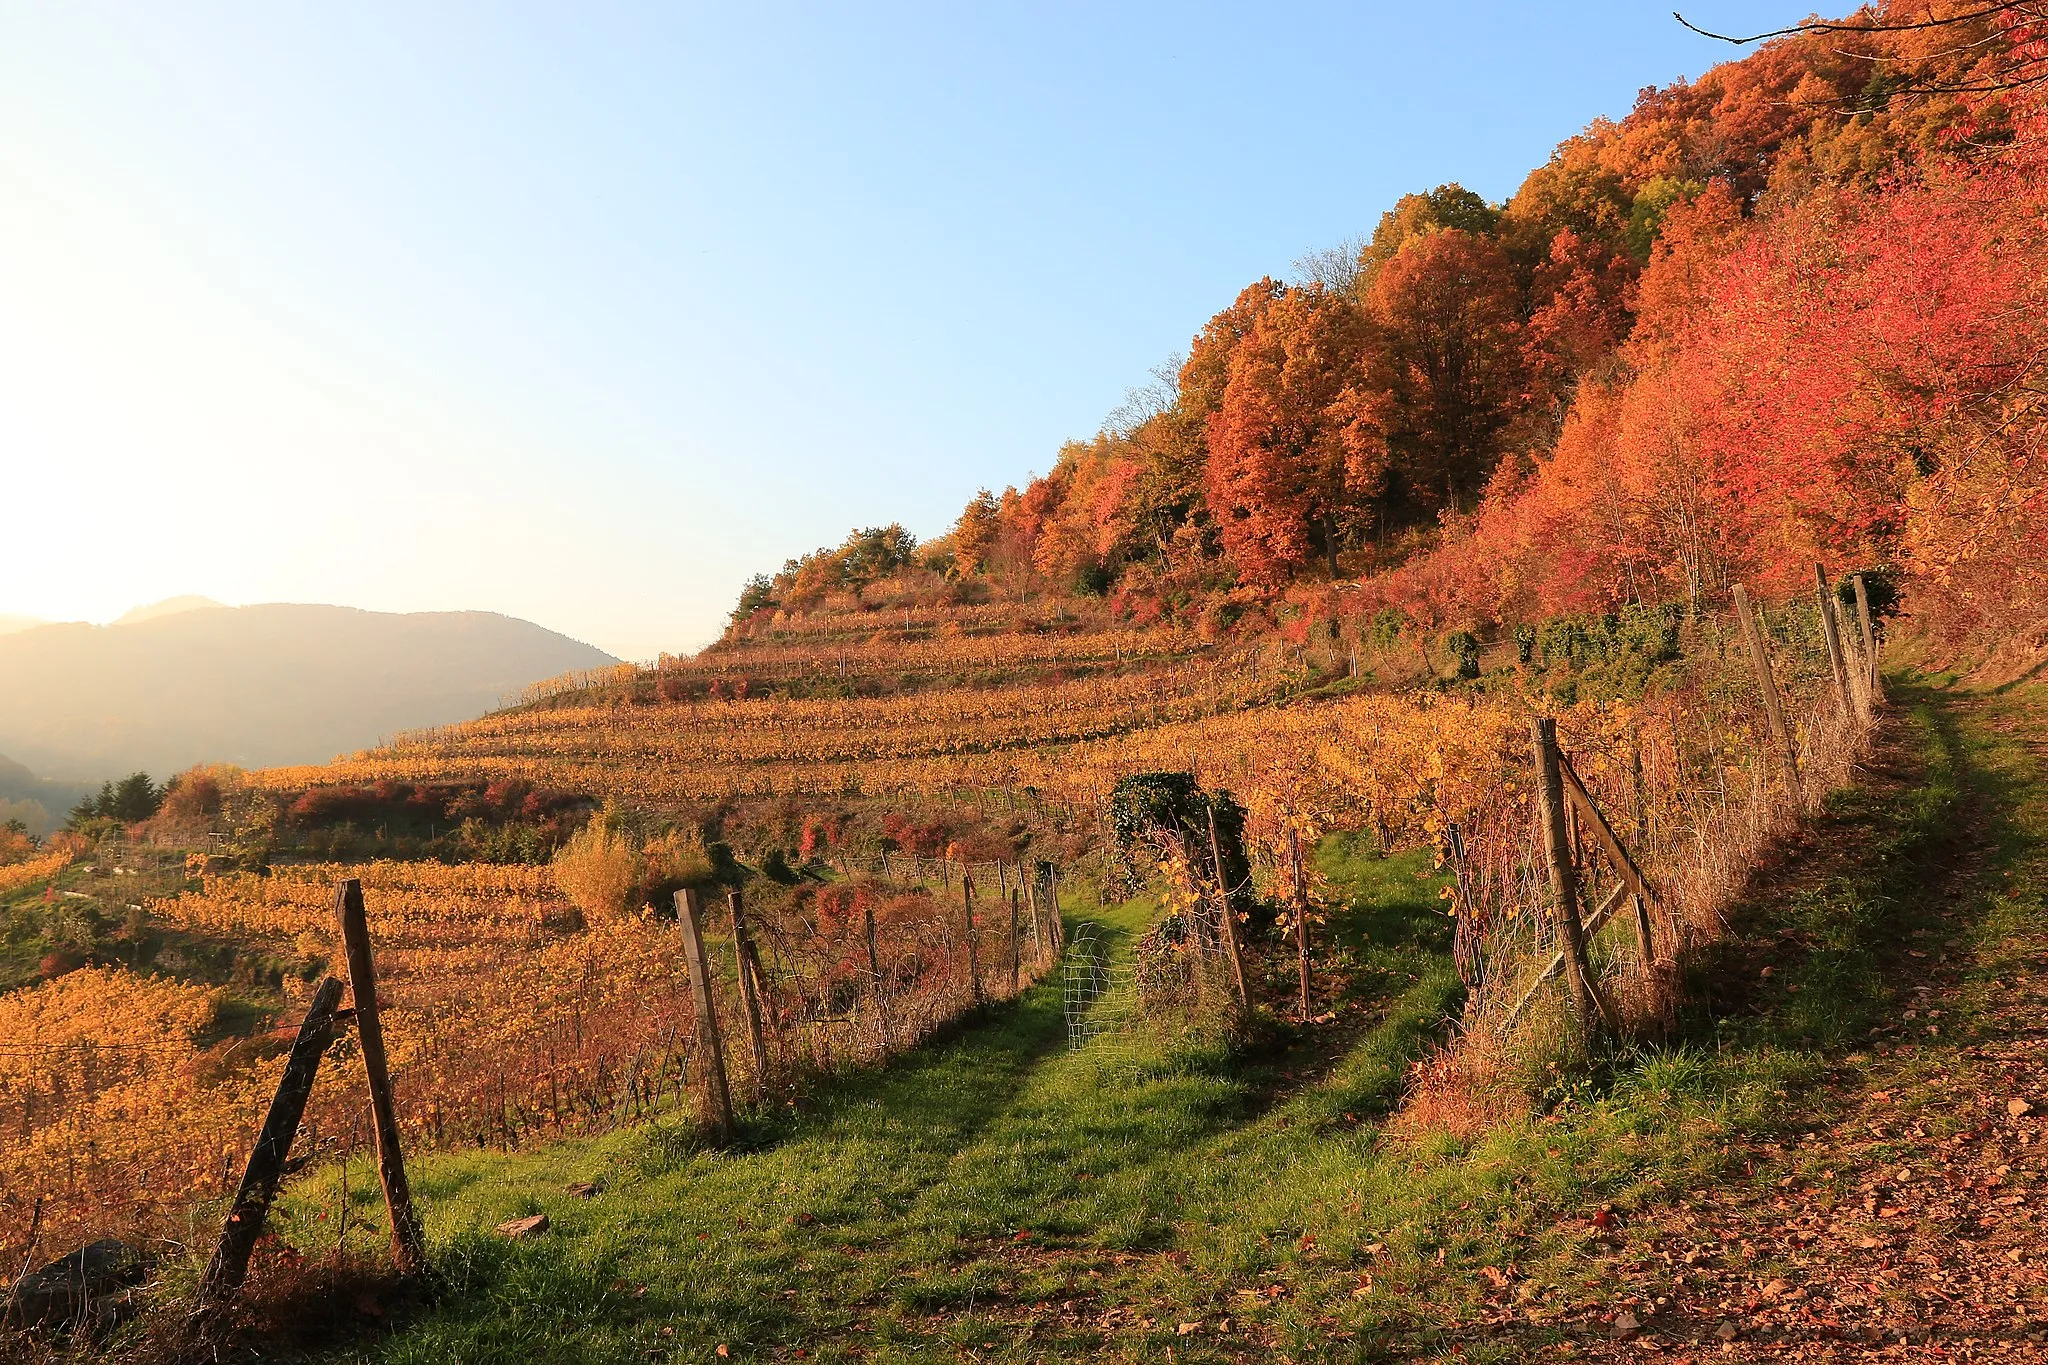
[{"left": 0, "top": 859, "right": 1067, "bottom": 1260}]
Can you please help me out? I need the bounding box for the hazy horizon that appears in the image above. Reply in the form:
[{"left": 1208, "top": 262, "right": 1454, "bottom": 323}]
[{"left": 0, "top": 595, "right": 620, "bottom": 655}]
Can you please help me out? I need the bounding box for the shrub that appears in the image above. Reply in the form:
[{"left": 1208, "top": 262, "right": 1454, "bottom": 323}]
[
  {"left": 637, "top": 828, "right": 717, "bottom": 911},
  {"left": 550, "top": 813, "right": 641, "bottom": 922}
]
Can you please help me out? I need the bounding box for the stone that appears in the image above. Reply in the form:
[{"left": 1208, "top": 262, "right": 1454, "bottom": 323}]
[
  {"left": 2, "top": 1239, "right": 149, "bottom": 1332},
  {"left": 495, "top": 1214, "right": 549, "bottom": 1240}
]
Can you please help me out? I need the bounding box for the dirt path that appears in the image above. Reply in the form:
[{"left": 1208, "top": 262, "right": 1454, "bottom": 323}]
[{"left": 1533, "top": 678, "right": 2048, "bottom": 1361}]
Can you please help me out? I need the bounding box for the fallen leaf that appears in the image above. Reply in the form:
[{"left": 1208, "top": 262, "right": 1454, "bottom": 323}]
[
  {"left": 2009, "top": 1098, "right": 2035, "bottom": 1118},
  {"left": 495, "top": 1214, "right": 548, "bottom": 1240}
]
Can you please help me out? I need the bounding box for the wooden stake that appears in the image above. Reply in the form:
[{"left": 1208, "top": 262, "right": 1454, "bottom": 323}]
[
  {"left": 1009, "top": 887, "right": 1021, "bottom": 995},
  {"left": 1813, "top": 563, "right": 1855, "bottom": 721},
  {"left": 1287, "top": 826, "right": 1311, "bottom": 1019},
  {"left": 334, "top": 880, "right": 426, "bottom": 1275},
  {"left": 1531, "top": 718, "right": 1614, "bottom": 1040},
  {"left": 1046, "top": 864, "right": 1064, "bottom": 952},
  {"left": 673, "top": 889, "right": 734, "bottom": 1142},
  {"left": 1447, "top": 821, "right": 1482, "bottom": 994},
  {"left": 963, "top": 875, "right": 983, "bottom": 1005},
  {"left": 198, "top": 976, "right": 344, "bottom": 1308},
  {"left": 1207, "top": 807, "right": 1249, "bottom": 1008},
  {"left": 1023, "top": 861, "right": 1045, "bottom": 963},
  {"left": 863, "top": 897, "right": 891, "bottom": 1045},
  {"left": 1556, "top": 759, "right": 1659, "bottom": 967},
  {"left": 727, "top": 889, "right": 772, "bottom": 1102},
  {"left": 1853, "top": 574, "right": 1883, "bottom": 707},
  {"left": 1732, "top": 584, "right": 1802, "bottom": 801},
  {"left": 1500, "top": 882, "right": 1630, "bottom": 1032}
]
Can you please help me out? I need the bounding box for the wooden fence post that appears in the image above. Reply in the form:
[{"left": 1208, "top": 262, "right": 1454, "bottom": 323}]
[
  {"left": 198, "top": 976, "right": 344, "bottom": 1309},
  {"left": 1023, "top": 861, "right": 1045, "bottom": 964},
  {"left": 334, "top": 880, "right": 426, "bottom": 1275},
  {"left": 1813, "top": 563, "right": 1855, "bottom": 721},
  {"left": 1732, "top": 584, "right": 1802, "bottom": 802},
  {"left": 1853, "top": 574, "right": 1883, "bottom": 707},
  {"left": 1448, "top": 821, "right": 1482, "bottom": 994},
  {"left": 863, "top": 898, "right": 891, "bottom": 1046},
  {"left": 1047, "top": 864, "right": 1063, "bottom": 953},
  {"left": 673, "top": 889, "right": 734, "bottom": 1143},
  {"left": 1531, "top": 718, "right": 1614, "bottom": 1041},
  {"left": 1287, "top": 827, "right": 1311, "bottom": 1019},
  {"left": 1009, "top": 887, "right": 1021, "bottom": 995},
  {"left": 727, "top": 889, "right": 772, "bottom": 1103},
  {"left": 1207, "top": 808, "right": 1249, "bottom": 1009},
  {"left": 963, "top": 876, "right": 983, "bottom": 1005}
]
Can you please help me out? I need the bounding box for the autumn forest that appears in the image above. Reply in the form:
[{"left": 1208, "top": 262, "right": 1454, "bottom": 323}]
[{"left": 745, "top": 3, "right": 2045, "bottom": 649}]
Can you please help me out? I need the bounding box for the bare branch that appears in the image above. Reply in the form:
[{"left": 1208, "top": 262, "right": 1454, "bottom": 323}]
[{"left": 1675, "top": 3, "right": 2023, "bottom": 45}]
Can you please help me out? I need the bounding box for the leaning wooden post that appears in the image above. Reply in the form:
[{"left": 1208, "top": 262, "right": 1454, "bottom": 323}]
[
  {"left": 334, "top": 880, "right": 426, "bottom": 1275},
  {"left": 1813, "top": 563, "right": 1855, "bottom": 721},
  {"left": 1008, "top": 887, "right": 1021, "bottom": 995},
  {"left": 1531, "top": 718, "right": 1613, "bottom": 1042},
  {"left": 1052, "top": 864, "right": 1066, "bottom": 951},
  {"left": 962, "top": 875, "right": 983, "bottom": 1005},
  {"left": 1207, "top": 807, "right": 1249, "bottom": 1009},
  {"left": 674, "top": 889, "right": 735, "bottom": 1143},
  {"left": 727, "top": 888, "right": 772, "bottom": 1102},
  {"left": 862, "top": 897, "right": 891, "bottom": 1045},
  {"left": 1287, "top": 826, "right": 1311, "bottom": 1019},
  {"left": 1732, "top": 584, "right": 1802, "bottom": 802},
  {"left": 1023, "top": 861, "right": 1046, "bottom": 964},
  {"left": 1852, "top": 574, "right": 1883, "bottom": 708},
  {"left": 198, "top": 976, "right": 344, "bottom": 1309},
  {"left": 1557, "top": 759, "right": 1660, "bottom": 969}
]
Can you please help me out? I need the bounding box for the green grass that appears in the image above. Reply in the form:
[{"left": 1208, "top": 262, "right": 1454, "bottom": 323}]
[{"left": 260, "top": 678, "right": 2039, "bottom": 1362}]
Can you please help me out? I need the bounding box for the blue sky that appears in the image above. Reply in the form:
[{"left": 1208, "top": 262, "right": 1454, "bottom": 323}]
[{"left": 1, "top": 2, "right": 1791, "bottom": 659}]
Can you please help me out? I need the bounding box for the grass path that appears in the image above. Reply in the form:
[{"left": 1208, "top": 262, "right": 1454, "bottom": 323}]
[
  {"left": 290, "top": 844, "right": 1476, "bottom": 1363},
  {"left": 290, "top": 669, "right": 2048, "bottom": 1363}
]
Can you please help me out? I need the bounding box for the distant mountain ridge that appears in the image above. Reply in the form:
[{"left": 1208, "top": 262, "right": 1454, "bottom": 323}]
[
  {"left": 0, "top": 603, "right": 618, "bottom": 781},
  {"left": 113, "top": 595, "right": 226, "bottom": 625}
]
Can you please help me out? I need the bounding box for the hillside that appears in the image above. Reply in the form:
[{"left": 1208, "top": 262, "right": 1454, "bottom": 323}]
[
  {"left": 0, "top": 603, "right": 617, "bottom": 781},
  {"left": 256, "top": 673, "right": 2048, "bottom": 1360},
  {"left": 2, "top": 6, "right": 2045, "bottom": 1363},
  {"left": 725, "top": 2, "right": 2043, "bottom": 656},
  {"left": 0, "top": 754, "right": 91, "bottom": 837}
]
